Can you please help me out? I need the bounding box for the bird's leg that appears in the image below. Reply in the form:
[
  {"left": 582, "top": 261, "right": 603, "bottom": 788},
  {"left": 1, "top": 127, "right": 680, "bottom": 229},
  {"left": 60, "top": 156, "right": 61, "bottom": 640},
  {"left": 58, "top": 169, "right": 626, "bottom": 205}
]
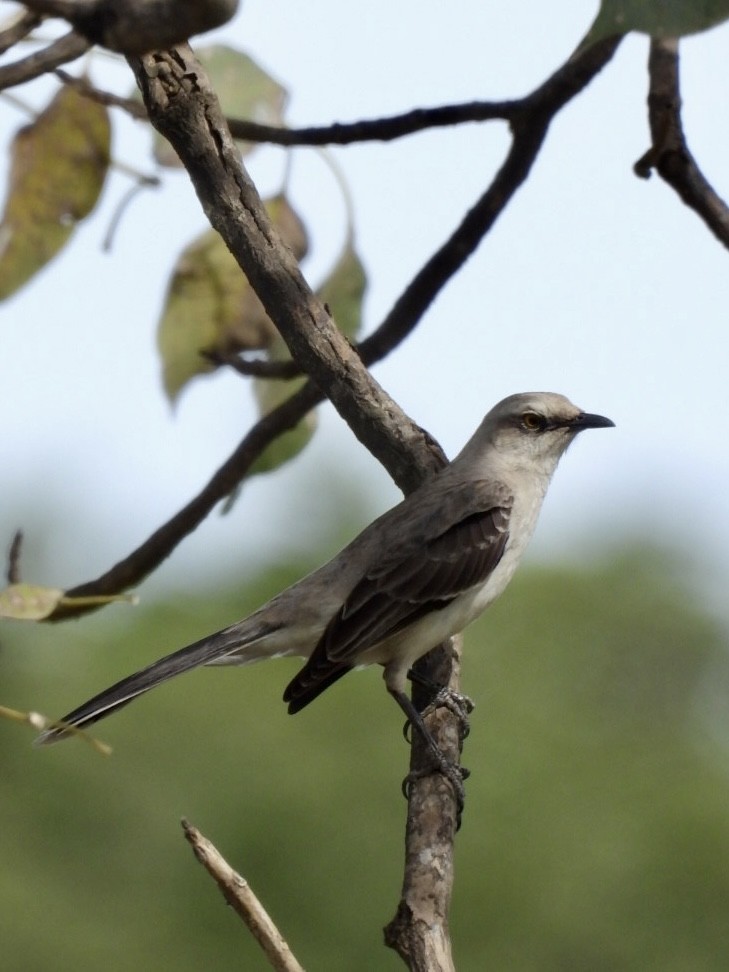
[
  {"left": 389, "top": 687, "right": 469, "bottom": 823},
  {"left": 406, "top": 667, "right": 474, "bottom": 739}
]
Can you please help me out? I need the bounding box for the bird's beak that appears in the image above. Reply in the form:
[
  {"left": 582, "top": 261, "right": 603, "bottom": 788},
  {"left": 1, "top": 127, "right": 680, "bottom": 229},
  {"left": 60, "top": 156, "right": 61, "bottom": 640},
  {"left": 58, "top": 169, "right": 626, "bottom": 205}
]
[{"left": 572, "top": 411, "right": 615, "bottom": 430}]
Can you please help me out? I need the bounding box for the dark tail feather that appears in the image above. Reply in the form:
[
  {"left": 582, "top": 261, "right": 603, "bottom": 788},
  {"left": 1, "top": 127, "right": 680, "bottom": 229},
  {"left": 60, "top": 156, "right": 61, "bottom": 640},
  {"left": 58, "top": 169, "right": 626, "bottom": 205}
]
[{"left": 36, "top": 621, "right": 273, "bottom": 745}]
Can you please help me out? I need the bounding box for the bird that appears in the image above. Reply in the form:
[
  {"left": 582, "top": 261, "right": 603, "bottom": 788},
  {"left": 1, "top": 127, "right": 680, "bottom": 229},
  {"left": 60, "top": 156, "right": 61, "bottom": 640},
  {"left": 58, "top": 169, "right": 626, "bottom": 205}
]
[{"left": 37, "top": 392, "right": 614, "bottom": 787}]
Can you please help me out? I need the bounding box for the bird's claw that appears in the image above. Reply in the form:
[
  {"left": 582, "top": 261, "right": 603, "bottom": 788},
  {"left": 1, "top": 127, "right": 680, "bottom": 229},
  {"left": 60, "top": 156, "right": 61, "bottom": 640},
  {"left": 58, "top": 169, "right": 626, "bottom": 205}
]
[
  {"left": 421, "top": 687, "right": 475, "bottom": 741},
  {"left": 401, "top": 688, "right": 474, "bottom": 745},
  {"left": 401, "top": 759, "right": 470, "bottom": 828}
]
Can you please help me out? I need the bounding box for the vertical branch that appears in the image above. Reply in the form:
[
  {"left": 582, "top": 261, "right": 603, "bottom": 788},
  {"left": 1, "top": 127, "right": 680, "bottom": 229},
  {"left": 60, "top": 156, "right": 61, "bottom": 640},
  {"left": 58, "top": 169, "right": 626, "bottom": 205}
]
[
  {"left": 384, "top": 637, "right": 464, "bottom": 971},
  {"left": 634, "top": 37, "right": 729, "bottom": 247}
]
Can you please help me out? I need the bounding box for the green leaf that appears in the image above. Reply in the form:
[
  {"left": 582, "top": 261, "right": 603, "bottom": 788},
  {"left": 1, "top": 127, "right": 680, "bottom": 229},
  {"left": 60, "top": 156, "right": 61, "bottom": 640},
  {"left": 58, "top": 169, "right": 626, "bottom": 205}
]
[
  {"left": 316, "top": 241, "right": 367, "bottom": 340},
  {"left": 0, "top": 86, "right": 110, "bottom": 300},
  {"left": 157, "top": 229, "right": 272, "bottom": 401},
  {"left": 248, "top": 369, "right": 317, "bottom": 477},
  {"left": 246, "top": 238, "right": 365, "bottom": 478},
  {"left": 157, "top": 194, "right": 308, "bottom": 402},
  {"left": 581, "top": 0, "right": 729, "bottom": 48},
  {"left": 152, "top": 45, "right": 287, "bottom": 166}
]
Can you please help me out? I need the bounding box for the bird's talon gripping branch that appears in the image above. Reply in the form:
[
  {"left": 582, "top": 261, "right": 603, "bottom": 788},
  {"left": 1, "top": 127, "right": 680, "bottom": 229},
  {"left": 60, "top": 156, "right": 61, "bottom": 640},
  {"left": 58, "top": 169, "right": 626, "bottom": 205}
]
[
  {"left": 420, "top": 687, "right": 475, "bottom": 740},
  {"left": 401, "top": 759, "right": 469, "bottom": 809}
]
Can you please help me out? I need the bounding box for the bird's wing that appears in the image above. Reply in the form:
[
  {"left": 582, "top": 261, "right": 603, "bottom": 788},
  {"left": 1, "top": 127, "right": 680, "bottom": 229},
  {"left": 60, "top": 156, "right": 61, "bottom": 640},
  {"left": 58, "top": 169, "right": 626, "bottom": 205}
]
[{"left": 283, "top": 480, "right": 512, "bottom": 712}]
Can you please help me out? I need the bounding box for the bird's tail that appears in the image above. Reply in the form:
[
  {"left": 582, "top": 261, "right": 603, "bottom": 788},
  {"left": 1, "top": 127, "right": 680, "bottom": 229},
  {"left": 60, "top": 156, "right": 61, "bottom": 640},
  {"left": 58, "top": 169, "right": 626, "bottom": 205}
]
[{"left": 35, "top": 619, "right": 280, "bottom": 745}]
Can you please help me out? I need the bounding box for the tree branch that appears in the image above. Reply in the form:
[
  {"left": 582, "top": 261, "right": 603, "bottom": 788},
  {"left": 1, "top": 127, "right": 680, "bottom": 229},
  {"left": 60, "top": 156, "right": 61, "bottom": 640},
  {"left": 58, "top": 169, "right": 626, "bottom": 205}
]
[
  {"left": 227, "top": 101, "right": 517, "bottom": 146},
  {"left": 129, "top": 45, "right": 439, "bottom": 494},
  {"left": 634, "top": 37, "right": 729, "bottom": 249},
  {"left": 0, "top": 29, "right": 89, "bottom": 90},
  {"left": 0, "top": 9, "right": 41, "bottom": 55},
  {"left": 181, "top": 819, "right": 305, "bottom": 972}
]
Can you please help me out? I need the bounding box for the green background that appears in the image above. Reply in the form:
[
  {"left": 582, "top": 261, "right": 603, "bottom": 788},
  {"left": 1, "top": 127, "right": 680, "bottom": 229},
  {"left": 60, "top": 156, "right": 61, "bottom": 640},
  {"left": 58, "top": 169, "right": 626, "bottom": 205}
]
[{"left": 3, "top": 533, "right": 729, "bottom": 970}]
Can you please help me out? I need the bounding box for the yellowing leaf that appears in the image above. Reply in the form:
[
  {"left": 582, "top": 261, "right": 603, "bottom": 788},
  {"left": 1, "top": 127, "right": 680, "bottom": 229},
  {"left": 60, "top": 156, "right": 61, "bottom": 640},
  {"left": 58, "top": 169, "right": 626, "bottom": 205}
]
[
  {"left": 158, "top": 194, "right": 308, "bottom": 402},
  {"left": 249, "top": 357, "right": 317, "bottom": 476},
  {"left": 0, "top": 583, "right": 64, "bottom": 620},
  {"left": 0, "top": 86, "right": 110, "bottom": 300},
  {"left": 152, "top": 45, "right": 288, "bottom": 166},
  {"left": 0, "top": 584, "right": 136, "bottom": 621},
  {"left": 317, "top": 242, "right": 367, "bottom": 340}
]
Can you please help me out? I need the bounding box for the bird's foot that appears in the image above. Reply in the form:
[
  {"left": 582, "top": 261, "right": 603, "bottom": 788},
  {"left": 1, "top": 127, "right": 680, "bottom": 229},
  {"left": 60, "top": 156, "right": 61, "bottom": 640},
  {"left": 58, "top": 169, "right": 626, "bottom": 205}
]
[
  {"left": 421, "top": 687, "right": 474, "bottom": 740},
  {"left": 391, "top": 686, "right": 470, "bottom": 827},
  {"left": 401, "top": 757, "right": 470, "bottom": 828},
  {"left": 401, "top": 685, "right": 474, "bottom": 743}
]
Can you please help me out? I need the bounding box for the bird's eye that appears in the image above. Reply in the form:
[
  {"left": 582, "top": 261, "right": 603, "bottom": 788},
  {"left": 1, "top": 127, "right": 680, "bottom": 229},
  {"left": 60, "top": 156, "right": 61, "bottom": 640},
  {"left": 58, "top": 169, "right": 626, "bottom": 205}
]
[{"left": 521, "top": 411, "right": 544, "bottom": 431}]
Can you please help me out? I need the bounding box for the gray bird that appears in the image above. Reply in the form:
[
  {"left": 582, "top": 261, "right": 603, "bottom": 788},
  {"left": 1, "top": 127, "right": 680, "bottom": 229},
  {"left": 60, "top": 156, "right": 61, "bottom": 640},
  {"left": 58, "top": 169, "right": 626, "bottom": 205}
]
[{"left": 37, "top": 392, "right": 614, "bottom": 789}]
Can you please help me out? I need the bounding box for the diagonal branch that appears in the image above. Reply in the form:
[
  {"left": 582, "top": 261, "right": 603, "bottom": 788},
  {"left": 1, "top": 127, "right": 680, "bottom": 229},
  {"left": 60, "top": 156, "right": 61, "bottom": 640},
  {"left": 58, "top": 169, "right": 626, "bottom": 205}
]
[
  {"left": 634, "top": 37, "right": 729, "bottom": 249},
  {"left": 181, "top": 819, "right": 305, "bottom": 972},
  {"left": 53, "top": 380, "right": 324, "bottom": 617},
  {"left": 0, "top": 29, "right": 89, "bottom": 90},
  {"left": 129, "top": 45, "right": 439, "bottom": 495},
  {"left": 0, "top": 10, "right": 41, "bottom": 55}
]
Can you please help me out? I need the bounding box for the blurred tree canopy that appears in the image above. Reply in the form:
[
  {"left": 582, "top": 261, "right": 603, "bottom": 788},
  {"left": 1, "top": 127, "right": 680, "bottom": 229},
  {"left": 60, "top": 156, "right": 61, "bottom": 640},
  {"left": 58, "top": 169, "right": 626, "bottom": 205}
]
[{"left": 3, "top": 538, "right": 728, "bottom": 970}]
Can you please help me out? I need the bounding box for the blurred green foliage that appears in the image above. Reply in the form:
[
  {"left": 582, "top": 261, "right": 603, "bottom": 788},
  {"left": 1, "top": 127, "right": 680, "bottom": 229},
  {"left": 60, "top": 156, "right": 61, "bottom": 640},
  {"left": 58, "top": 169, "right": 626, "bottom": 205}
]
[{"left": 2, "top": 544, "right": 729, "bottom": 970}]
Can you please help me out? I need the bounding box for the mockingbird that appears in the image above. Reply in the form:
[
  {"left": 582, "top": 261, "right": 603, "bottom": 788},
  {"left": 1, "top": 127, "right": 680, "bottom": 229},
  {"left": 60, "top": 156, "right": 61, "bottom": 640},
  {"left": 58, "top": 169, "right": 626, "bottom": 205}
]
[{"left": 37, "top": 392, "right": 613, "bottom": 792}]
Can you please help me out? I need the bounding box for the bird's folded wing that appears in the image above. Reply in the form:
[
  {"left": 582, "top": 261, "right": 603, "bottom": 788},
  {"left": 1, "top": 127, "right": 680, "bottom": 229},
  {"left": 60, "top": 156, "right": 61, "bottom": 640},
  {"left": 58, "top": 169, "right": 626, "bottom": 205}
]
[{"left": 283, "top": 479, "right": 512, "bottom": 710}]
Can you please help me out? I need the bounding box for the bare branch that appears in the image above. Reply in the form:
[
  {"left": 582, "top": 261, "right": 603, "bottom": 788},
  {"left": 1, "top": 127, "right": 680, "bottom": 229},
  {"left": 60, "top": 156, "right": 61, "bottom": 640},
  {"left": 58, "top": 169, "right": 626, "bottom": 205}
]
[
  {"left": 227, "top": 101, "right": 517, "bottom": 146},
  {"left": 0, "top": 9, "right": 41, "bottom": 55},
  {"left": 0, "top": 29, "right": 89, "bottom": 90},
  {"left": 203, "top": 349, "right": 301, "bottom": 380},
  {"left": 181, "top": 819, "right": 305, "bottom": 972},
  {"left": 54, "top": 67, "right": 149, "bottom": 118},
  {"left": 634, "top": 37, "right": 729, "bottom": 249}
]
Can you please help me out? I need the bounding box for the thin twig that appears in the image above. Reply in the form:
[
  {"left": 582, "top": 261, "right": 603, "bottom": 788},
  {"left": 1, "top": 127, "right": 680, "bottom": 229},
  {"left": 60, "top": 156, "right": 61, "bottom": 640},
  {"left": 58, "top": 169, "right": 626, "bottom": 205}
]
[
  {"left": 0, "top": 29, "right": 89, "bottom": 90},
  {"left": 0, "top": 10, "right": 41, "bottom": 55},
  {"left": 634, "top": 37, "right": 729, "bottom": 249},
  {"left": 203, "top": 349, "right": 301, "bottom": 380},
  {"left": 181, "top": 820, "right": 305, "bottom": 972},
  {"left": 6, "top": 530, "right": 23, "bottom": 584},
  {"left": 54, "top": 67, "right": 149, "bottom": 118},
  {"left": 227, "top": 100, "right": 517, "bottom": 145}
]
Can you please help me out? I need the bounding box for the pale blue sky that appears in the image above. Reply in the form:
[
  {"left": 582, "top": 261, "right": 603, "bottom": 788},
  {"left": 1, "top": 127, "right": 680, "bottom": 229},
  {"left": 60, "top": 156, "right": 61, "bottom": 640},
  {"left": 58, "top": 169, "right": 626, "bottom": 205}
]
[{"left": 1, "top": 2, "right": 728, "bottom": 616}]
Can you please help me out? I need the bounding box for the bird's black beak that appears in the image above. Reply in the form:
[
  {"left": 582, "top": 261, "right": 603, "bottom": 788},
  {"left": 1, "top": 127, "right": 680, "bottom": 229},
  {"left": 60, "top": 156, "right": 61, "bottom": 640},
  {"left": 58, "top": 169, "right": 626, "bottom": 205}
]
[{"left": 572, "top": 411, "right": 615, "bottom": 430}]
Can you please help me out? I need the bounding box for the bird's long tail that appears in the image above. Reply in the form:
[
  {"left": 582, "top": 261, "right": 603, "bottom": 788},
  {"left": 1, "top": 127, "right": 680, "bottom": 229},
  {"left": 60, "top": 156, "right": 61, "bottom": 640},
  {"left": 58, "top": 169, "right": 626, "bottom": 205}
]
[{"left": 35, "top": 619, "right": 280, "bottom": 745}]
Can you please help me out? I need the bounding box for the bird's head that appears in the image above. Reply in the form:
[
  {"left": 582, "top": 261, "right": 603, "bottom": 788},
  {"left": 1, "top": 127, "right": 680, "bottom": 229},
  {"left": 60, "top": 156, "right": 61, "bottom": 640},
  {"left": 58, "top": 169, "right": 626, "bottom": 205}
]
[{"left": 465, "top": 392, "right": 614, "bottom": 478}]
